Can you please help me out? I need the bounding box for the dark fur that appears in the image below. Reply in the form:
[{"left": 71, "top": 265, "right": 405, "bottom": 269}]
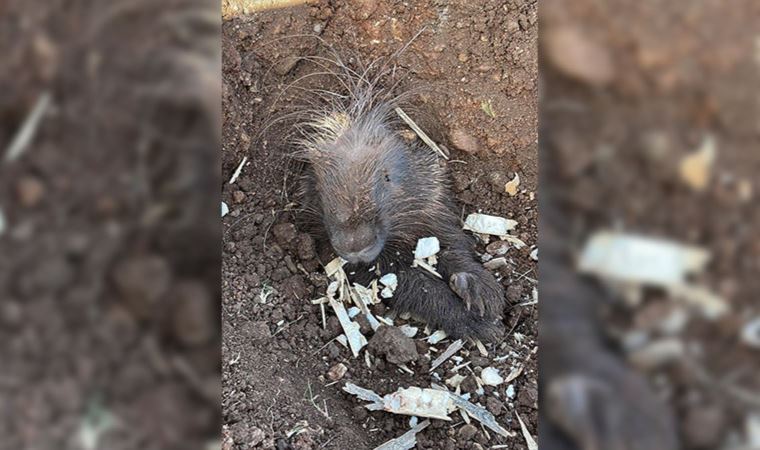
[{"left": 294, "top": 68, "right": 505, "bottom": 340}]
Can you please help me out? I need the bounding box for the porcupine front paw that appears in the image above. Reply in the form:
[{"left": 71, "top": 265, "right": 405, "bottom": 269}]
[
  {"left": 448, "top": 269, "right": 505, "bottom": 319},
  {"left": 390, "top": 267, "right": 505, "bottom": 341}
]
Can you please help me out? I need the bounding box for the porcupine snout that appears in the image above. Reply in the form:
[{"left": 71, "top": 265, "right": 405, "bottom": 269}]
[{"left": 329, "top": 222, "right": 384, "bottom": 264}]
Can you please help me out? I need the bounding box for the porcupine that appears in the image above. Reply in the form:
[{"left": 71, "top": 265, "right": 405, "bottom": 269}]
[{"left": 294, "top": 66, "right": 506, "bottom": 340}]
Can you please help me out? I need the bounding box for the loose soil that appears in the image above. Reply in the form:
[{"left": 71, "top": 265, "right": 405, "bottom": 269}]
[
  {"left": 221, "top": 1, "right": 538, "bottom": 449},
  {"left": 542, "top": 0, "right": 760, "bottom": 448},
  {"left": 1, "top": 1, "right": 221, "bottom": 449}
]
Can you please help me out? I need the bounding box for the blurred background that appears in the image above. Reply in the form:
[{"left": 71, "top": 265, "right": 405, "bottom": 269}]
[
  {"left": 540, "top": 0, "right": 760, "bottom": 449},
  {"left": 3, "top": 0, "right": 760, "bottom": 448},
  {"left": 0, "top": 0, "right": 221, "bottom": 449}
]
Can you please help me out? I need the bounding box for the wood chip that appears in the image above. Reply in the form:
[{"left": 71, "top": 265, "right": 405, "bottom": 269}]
[
  {"left": 579, "top": 231, "right": 710, "bottom": 286},
  {"left": 374, "top": 420, "right": 430, "bottom": 450},
  {"left": 344, "top": 383, "right": 452, "bottom": 420},
  {"left": 413, "top": 259, "right": 442, "bottom": 279},
  {"left": 328, "top": 297, "right": 366, "bottom": 357},
  {"left": 741, "top": 317, "right": 760, "bottom": 348},
  {"left": 325, "top": 257, "right": 347, "bottom": 278},
  {"left": 516, "top": 411, "right": 537, "bottom": 450},
  {"left": 222, "top": 0, "right": 316, "bottom": 18},
  {"left": 446, "top": 390, "right": 512, "bottom": 437},
  {"left": 504, "top": 173, "right": 520, "bottom": 196},
  {"left": 503, "top": 365, "right": 524, "bottom": 384},
  {"left": 414, "top": 237, "right": 440, "bottom": 259},
  {"left": 427, "top": 330, "right": 448, "bottom": 344},
  {"left": 480, "top": 367, "right": 504, "bottom": 386},
  {"left": 5, "top": 92, "right": 51, "bottom": 163},
  {"left": 679, "top": 135, "right": 715, "bottom": 192},
  {"left": 346, "top": 382, "right": 511, "bottom": 439},
  {"left": 430, "top": 339, "right": 464, "bottom": 372},
  {"left": 228, "top": 156, "right": 247, "bottom": 184},
  {"left": 463, "top": 213, "right": 517, "bottom": 236},
  {"left": 0, "top": 206, "right": 6, "bottom": 236}
]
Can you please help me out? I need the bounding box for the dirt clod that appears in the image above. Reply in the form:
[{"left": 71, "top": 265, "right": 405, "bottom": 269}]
[
  {"left": 273, "top": 222, "right": 298, "bottom": 245},
  {"left": 449, "top": 128, "right": 481, "bottom": 154},
  {"left": 231, "top": 422, "right": 266, "bottom": 449},
  {"left": 112, "top": 254, "right": 172, "bottom": 319},
  {"left": 506, "top": 284, "right": 523, "bottom": 303},
  {"left": 273, "top": 55, "right": 300, "bottom": 76},
  {"left": 544, "top": 26, "right": 614, "bottom": 86},
  {"left": 517, "top": 384, "right": 538, "bottom": 409},
  {"left": 297, "top": 234, "right": 316, "bottom": 260},
  {"left": 460, "top": 375, "right": 479, "bottom": 394},
  {"left": 458, "top": 423, "right": 478, "bottom": 440},
  {"left": 282, "top": 275, "right": 310, "bottom": 300},
  {"left": 368, "top": 325, "right": 418, "bottom": 365},
  {"left": 352, "top": 405, "right": 368, "bottom": 421},
  {"left": 486, "top": 397, "right": 503, "bottom": 416},
  {"left": 243, "top": 321, "right": 271, "bottom": 343}
]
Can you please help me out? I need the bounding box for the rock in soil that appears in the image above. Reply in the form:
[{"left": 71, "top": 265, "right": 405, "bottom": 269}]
[
  {"left": 273, "top": 55, "right": 300, "bottom": 76},
  {"left": 230, "top": 422, "right": 265, "bottom": 449},
  {"left": 327, "top": 363, "right": 348, "bottom": 381},
  {"left": 458, "top": 423, "right": 478, "bottom": 440},
  {"left": 544, "top": 25, "right": 614, "bottom": 87},
  {"left": 232, "top": 190, "right": 246, "bottom": 203},
  {"left": 368, "top": 325, "right": 419, "bottom": 365},
  {"left": 506, "top": 284, "right": 523, "bottom": 303},
  {"left": 460, "top": 375, "right": 479, "bottom": 394},
  {"left": 16, "top": 176, "right": 46, "bottom": 207},
  {"left": 486, "top": 240, "right": 510, "bottom": 256},
  {"left": 449, "top": 128, "right": 481, "bottom": 154},
  {"left": 112, "top": 254, "right": 172, "bottom": 319},
  {"left": 486, "top": 397, "right": 504, "bottom": 416}
]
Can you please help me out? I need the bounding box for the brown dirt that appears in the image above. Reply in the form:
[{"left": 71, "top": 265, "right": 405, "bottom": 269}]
[
  {"left": 541, "top": 0, "right": 760, "bottom": 448},
  {"left": 0, "top": 1, "right": 220, "bottom": 449},
  {"left": 222, "top": 0, "right": 538, "bottom": 449}
]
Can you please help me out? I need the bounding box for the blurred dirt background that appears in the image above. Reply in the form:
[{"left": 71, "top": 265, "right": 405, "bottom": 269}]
[
  {"left": 0, "top": 1, "right": 221, "bottom": 449},
  {"left": 541, "top": 0, "right": 760, "bottom": 449},
  {"left": 221, "top": 0, "right": 538, "bottom": 448}
]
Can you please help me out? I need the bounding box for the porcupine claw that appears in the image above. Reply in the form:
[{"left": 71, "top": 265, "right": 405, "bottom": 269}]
[{"left": 449, "top": 272, "right": 486, "bottom": 317}]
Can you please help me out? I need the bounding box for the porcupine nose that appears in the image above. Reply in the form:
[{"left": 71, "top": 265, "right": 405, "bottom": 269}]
[{"left": 334, "top": 225, "right": 379, "bottom": 263}]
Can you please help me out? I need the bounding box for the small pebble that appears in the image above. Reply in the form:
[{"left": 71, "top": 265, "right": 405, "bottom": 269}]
[
  {"left": 506, "top": 384, "right": 515, "bottom": 399},
  {"left": 449, "top": 128, "right": 480, "bottom": 154},
  {"left": 486, "top": 240, "right": 510, "bottom": 256},
  {"left": 17, "top": 176, "right": 45, "bottom": 207},
  {"left": 480, "top": 367, "right": 504, "bottom": 386},
  {"left": 327, "top": 363, "right": 348, "bottom": 381},
  {"left": 544, "top": 25, "right": 614, "bottom": 86},
  {"left": 458, "top": 423, "right": 478, "bottom": 440},
  {"left": 232, "top": 190, "right": 246, "bottom": 203}
]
